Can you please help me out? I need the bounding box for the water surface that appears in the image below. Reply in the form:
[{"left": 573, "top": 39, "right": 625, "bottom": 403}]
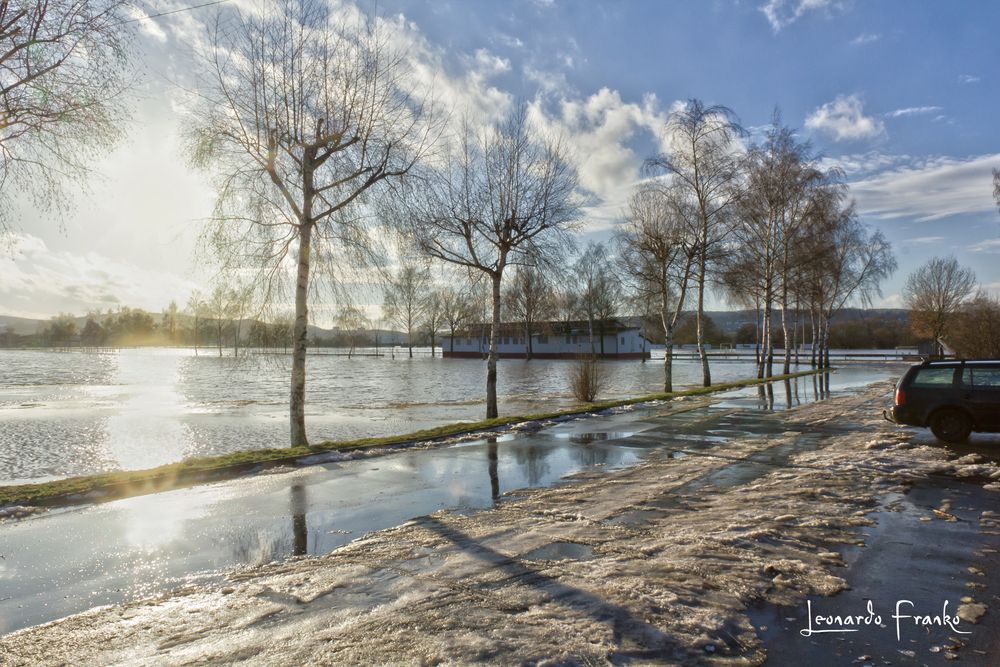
[{"left": 0, "top": 348, "right": 886, "bottom": 483}]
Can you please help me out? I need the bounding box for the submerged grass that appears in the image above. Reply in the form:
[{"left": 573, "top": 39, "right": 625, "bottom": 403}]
[{"left": 0, "top": 368, "right": 829, "bottom": 508}]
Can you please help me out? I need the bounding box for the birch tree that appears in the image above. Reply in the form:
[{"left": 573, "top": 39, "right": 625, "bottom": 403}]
[
  {"left": 645, "top": 99, "right": 744, "bottom": 386},
  {"left": 383, "top": 262, "right": 430, "bottom": 358},
  {"left": 803, "top": 201, "right": 896, "bottom": 366},
  {"left": 188, "top": 0, "right": 435, "bottom": 445},
  {"left": 0, "top": 0, "right": 132, "bottom": 233},
  {"left": 615, "top": 182, "right": 696, "bottom": 391},
  {"left": 403, "top": 106, "right": 580, "bottom": 418}
]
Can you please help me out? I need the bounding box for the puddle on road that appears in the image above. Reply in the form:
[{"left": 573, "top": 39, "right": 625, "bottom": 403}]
[{"left": 750, "top": 481, "right": 1000, "bottom": 665}]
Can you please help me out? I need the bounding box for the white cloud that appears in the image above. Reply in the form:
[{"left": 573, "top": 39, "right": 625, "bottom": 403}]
[
  {"left": 472, "top": 48, "right": 510, "bottom": 75},
  {"left": 805, "top": 94, "right": 885, "bottom": 142},
  {"left": 876, "top": 293, "right": 904, "bottom": 308},
  {"left": 901, "top": 236, "right": 946, "bottom": 245},
  {"left": 848, "top": 153, "right": 1000, "bottom": 221},
  {"left": 526, "top": 89, "right": 670, "bottom": 230},
  {"left": 0, "top": 234, "right": 199, "bottom": 319},
  {"left": 818, "top": 151, "right": 913, "bottom": 176},
  {"left": 760, "top": 0, "right": 841, "bottom": 32},
  {"left": 851, "top": 32, "right": 880, "bottom": 46},
  {"left": 886, "top": 106, "right": 943, "bottom": 118},
  {"left": 968, "top": 238, "right": 1000, "bottom": 253},
  {"left": 959, "top": 74, "right": 981, "bottom": 84},
  {"left": 127, "top": 7, "right": 168, "bottom": 43}
]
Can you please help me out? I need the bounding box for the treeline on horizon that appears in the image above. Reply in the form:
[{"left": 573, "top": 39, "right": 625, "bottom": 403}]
[{"left": 4, "top": 305, "right": 925, "bottom": 353}]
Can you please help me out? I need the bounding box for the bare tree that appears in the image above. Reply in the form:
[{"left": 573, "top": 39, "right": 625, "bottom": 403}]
[
  {"left": 732, "top": 118, "right": 836, "bottom": 377},
  {"left": 804, "top": 201, "right": 896, "bottom": 366},
  {"left": 334, "top": 304, "right": 369, "bottom": 357},
  {"left": 645, "top": 99, "right": 745, "bottom": 386},
  {"left": 423, "top": 290, "right": 444, "bottom": 357},
  {"left": 615, "top": 182, "right": 696, "bottom": 391},
  {"left": 439, "top": 284, "right": 476, "bottom": 354},
  {"left": 0, "top": 0, "right": 132, "bottom": 233},
  {"left": 503, "top": 266, "right": 555, "bottom": 360},
  {"left": 204, "top": 284, "right": 230, "bottom": 357},
  {"left": 162, "top": 301, "right": 179, "bottom": 345},
  {"left": 185, "top": 291, "right": 206, "bottom": 354},
  {"left": 903, "top": 256, "right": 976, "bottom": 358},
  {"left": 403, "top": 106, "right": 580, "bottom": 418},
  {"left": 575, "top": 242, "right": 621, "bottom": 356},
  {"left": 950, "top": 292, "right": 1000, "bottom": 358},
  {"left": 383, "top": 262, "right": 430, "bottom": 358},
  {"left": 188, "top": 0, "right": 436, "bottom": 445}
]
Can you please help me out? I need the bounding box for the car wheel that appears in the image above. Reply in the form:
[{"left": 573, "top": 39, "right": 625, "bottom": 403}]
[{"left": 930, "top": 408, "right": 972, "bottom": 444}]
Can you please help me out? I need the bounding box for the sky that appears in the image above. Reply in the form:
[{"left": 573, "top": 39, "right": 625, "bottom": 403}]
[{"left": 2, "top": 0, "right": 999, "bottom": 323}]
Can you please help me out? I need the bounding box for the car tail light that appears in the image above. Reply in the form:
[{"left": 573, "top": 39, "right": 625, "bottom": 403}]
[{"left": 895, "top": 388, "right": 906, "bottom": 406}]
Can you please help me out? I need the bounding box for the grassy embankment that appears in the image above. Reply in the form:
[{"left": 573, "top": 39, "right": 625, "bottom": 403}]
[{"left": 0, "top": 368, "right": 828, "bottom": 508}]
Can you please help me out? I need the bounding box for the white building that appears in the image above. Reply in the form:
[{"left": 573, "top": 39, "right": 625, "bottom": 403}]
[{"left": 442, "top": 320, "right": 649, "bottom": 359}]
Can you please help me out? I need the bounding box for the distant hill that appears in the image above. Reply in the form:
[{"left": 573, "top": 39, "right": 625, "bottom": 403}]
[
  {"left": 702, "top": 308, "right": 909, "bottom": 334},
  {"left": 0, "top": 309, "right": 909, "bottom": 342},
  {"left": 0, "top": 315, "right": 52, "bottom": 335},
  {"left": 0, "top": 313, "right": 410, "bottom": 345}
]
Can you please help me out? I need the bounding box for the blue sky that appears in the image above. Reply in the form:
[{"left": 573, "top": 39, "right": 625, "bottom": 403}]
[{"left": 2, "top": 0, "right": 998, "bottom": 320}]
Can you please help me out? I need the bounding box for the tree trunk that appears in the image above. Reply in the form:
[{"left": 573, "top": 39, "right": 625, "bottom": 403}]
[
  {"left": 696, "top": 253, "right": 711, "bottom": 386},
  {"left": 792, "top": 299, "right": 800, "bottom": 366},
  {"left": 780, "top": 287, "right": 791, "bottom": 375},
  {"left": 486, "top": 273, "right": 502, "bottom": 419},
  {"left": 290, "top": 221, "right": 313, "bottom": 447},
  {"left": 661, "top": 292, "right": 673, "bottom": 393},
  {"left": 449, "top": 328, "right": 455, "bottom": 353},
  {"left": 821, "top": 315, "right": 832, "bottom": 369},
  {"left": 194, "top": 314, "right": 199, "bottom": 356},
  {"left": 525, "top": 319, "right": 532, "bottom": 360},
  {"left": 430, "top": 330, "right": 436, "bottom": 357},
  {"left": 809, "top": 308, "right": 818, "bottom": 368}
]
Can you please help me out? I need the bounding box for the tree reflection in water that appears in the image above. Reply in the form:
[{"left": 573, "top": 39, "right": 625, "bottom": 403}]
[
  {"left": 291, "top": 483, "right": 308, "bottom": 556},
  {"left": 487, "top": 439, "right": 500, "bottom": 505}
]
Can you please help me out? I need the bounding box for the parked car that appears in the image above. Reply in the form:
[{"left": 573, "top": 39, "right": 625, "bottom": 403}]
[{"left": 884, "top": 359, "right": 1000, "bottom": 443}]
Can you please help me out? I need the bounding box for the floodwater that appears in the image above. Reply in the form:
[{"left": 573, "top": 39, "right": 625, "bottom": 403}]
[
  {"left": 0, "top": 347, "right": 889, "bottom": 484},
  {"left": 0, "top": 366, "right": 898, "bottom": 634}
]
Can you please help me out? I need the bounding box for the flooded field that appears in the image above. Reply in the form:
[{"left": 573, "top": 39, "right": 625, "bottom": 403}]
[{"left": 0, "top": 348, "right": 898, "bottom": 484}]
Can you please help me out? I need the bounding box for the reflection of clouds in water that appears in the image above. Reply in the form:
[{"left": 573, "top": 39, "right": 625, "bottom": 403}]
[
  {"left": 122, "top": 488, "right": 213, "bottom": 550},
  {"left": 106, "top": 351, "right": 188, "bottom": 471}
]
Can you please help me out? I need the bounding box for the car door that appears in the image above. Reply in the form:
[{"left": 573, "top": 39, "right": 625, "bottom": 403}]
[{"left": 963, "top": 366, "right": 1000, "bottom": 430}]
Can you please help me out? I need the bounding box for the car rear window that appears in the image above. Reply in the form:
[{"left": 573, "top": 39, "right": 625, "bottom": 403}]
[
  {"left": 911, "top": 367, "right": 956, "bottom": 387},
  {"left": 962, "top": 367, "right": 1000, "bottom": 388}
]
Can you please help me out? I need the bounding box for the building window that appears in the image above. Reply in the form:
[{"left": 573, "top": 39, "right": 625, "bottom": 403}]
[
  {"left": 565, "top": 334, "right": 571, "bottom": 344},
  {"left": 538, "top": 335, "right": 548, "bottom": 344},
  {"left": 620, "top": 336, "right": 625, "bottom": 344}
]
